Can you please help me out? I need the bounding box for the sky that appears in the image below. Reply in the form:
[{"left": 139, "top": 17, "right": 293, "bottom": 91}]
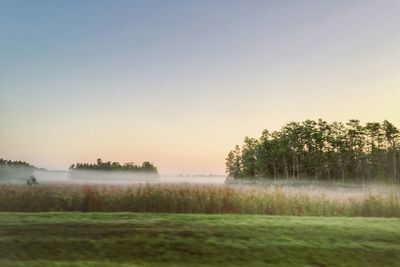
[{"left": 1, "top": 0, "right": 400, "bottom": 174}]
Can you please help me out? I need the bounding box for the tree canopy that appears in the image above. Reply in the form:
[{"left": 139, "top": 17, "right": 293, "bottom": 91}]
[
  {"left": 226, "top": 119, "right": 399, "bottom": 183},
  {"left": 0, "top": 159, "right": 35, "bottom": 169},
  {"left": 0, "top": 158, "right": 36, "bottom": 181},
  {"left": 69, "top": 159, "right": 158, "bottom": 174}
]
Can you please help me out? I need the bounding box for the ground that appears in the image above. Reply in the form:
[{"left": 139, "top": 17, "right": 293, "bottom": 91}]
[{"left": 0, "top": 213, "right": 399, "bottom": 266}]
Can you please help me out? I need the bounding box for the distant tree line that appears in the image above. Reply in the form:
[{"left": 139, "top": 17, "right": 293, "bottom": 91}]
[
  {"left": 69, "top": 158, "right": 158, "bottom": 173},
  {"left": 0, "top": 159, "right": 35, "bottom": 169},
  {"left": 0, "top": 158, "right": 36, "bottom": 181},
  {"left": 226, "top": 119, "right": 400, "bottom": 183}
]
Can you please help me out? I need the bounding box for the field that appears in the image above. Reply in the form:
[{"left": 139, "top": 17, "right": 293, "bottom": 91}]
[
  {"left": 0, "top": 212, "right": 399, "bottom": 267},
  {"left": 1, "top": 183, "right": 399, "bottom": 266},
  {"left": 0, "top": 183, "right": 399, "bottom": 217}
]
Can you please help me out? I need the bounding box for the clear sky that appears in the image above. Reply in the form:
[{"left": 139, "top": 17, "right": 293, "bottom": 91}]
[{"left": 1, "top": 0, "right": 399, "bottom": 174}]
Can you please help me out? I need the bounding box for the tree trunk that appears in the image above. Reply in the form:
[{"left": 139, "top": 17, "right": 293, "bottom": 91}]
[
  {"left": 283, "top": 159, "right": 289, "bottom": 179},
  {"left": 362, "top": 175, "right": 365, "bottom": 193},
  {"left": 327, "top": 167, "right": 331, "bottom": 181},
  {"left": 394, "top": 150, "right": 398, "bottom": 184},
  {"left": 341, "top": 167, "right": 344, "bottom": 183},
  {"left": 292, "top": 154, "right": 295, "bottom": 179},
  {"left": 362, "top": 161, "right": 366, "bottom": 193},
  {"left": 273, "top": 162, "right": 276, "bottom": 182}
]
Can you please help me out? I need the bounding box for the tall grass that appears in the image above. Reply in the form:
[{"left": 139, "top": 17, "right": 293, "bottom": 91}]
[{"left": 0, "top": 184, "right": 399, "bottom": 217}]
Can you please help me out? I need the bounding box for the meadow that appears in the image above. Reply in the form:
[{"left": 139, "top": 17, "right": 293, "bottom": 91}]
[
  {"left": 1, "top": 180, "right": 399, "bottom": 266},
  {"left": 0, "top": 183, "right": 399, "bottom": 217},
  {"left": 0, "top": 212, "right": 399, "bottom": 267}
]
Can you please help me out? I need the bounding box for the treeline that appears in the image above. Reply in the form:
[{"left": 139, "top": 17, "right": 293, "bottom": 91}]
[
  {"left": 0, "top": 159, "right": 35, "bottom": 169},
  {"left": 226, "top": 119, "right": 399, "bottom": 183},
  {"left": 0, "top": 158, "right": 36, "bottom": 181},
  {"left": 69, "top": 158, "right": 158, "bottom": 173}
]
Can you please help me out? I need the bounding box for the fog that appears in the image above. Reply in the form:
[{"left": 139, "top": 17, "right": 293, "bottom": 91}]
[
  {"left": 32, "top": 169, "right": 227, "bottom": 185},
  {"left": 228, "top": 179, "right": 400, "bottom": 201},
  {"left": 1, "top": 169, "right": 398, "bottom": 201},
  {"left": 0, "top": 165, "right": 34, "bottom": 182}
]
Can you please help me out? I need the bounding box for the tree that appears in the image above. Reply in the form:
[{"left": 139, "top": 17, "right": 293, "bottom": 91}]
[
  {"left": 225, "top": 119, "right": 400, "bottom": 184},
  {"left": 241, "top": 137, "right": 258, "bottom": 177},
  {"left": 70, "top": 159, "right": 158, "bottom": 174},
  {"left": 382, "top": 120, "right": 400, "bottom": 183},
  {"left": 226, "top": 145, "right": 242, "bottom": 178}
]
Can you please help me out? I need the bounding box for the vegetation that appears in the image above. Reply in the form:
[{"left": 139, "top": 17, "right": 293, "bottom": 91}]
[
  {"left": 26, "top": 175, "right": 38, "bottom": 186},
  {"left": 69, "top": 158, "right": 158, "bottom": 173},
  {"left": 0, "top": 158, "right": 36, "bottom": 181},
  {"left": 0, "top": 213, "right": 399, "bottom": 266},
  {"left": 0, "top": 184, "right": 398, "bottom": 217},
  {"left": 226, "top": 119, "right": 400, "bottom": 184},
  {"left": 0, "top": 159, "right": 35, "bottom": 168}
]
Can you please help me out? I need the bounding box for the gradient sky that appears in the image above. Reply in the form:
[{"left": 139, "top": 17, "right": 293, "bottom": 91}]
[{"left": 1, "top": 0, "right": 400, "bottom": 174}]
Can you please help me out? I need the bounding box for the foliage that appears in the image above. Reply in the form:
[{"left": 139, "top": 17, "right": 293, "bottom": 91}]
[
  {"left": 69, "top": 158, "right": 158, "bottom": 173},
  {"left": 0, "top": 158, "right": 35, "bottom": 168},
  {"left": 0, "top": 158, "right": 36, "bottom": 181},
  {"left": 226, "top": 119, "right": 400, "bottom": 183},
  {"left": 26, "top": 175, "right": 38, "bottom": 186}
]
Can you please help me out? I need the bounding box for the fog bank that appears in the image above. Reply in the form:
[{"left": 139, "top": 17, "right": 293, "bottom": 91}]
[{"left": 31, "top": 169, "right": 226, "bottom": 185}]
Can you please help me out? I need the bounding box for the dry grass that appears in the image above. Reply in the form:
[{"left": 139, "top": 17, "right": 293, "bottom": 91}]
[{"left": 0, "top": 183, "right": 399, "bottom": 217}]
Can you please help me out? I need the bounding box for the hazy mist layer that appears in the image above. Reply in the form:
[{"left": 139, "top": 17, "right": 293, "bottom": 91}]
[{"left": 32, "top": 170, "right": 226, "bottom": 185}]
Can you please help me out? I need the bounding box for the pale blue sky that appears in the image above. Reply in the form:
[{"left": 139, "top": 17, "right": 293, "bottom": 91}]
[{"left": 1, "top": 0, "right": 400, "bottom": 174}]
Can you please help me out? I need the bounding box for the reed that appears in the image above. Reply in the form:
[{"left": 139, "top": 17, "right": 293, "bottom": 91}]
[{"left": 0, "top": 184, "right": 399, "bottom": 217}]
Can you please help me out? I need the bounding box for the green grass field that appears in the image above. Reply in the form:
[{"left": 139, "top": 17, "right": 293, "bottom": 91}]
[{"left": 0, "top": 213, "right": 399, "bottom": 266}]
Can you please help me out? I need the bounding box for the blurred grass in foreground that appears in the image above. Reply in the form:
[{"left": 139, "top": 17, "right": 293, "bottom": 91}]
[{"left": 0, "top": 213, "right": 399, "bottom": 266}]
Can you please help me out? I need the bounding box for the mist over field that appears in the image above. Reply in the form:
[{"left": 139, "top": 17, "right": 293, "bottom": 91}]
[
  {"left": 1, "top": 167, "right": 397, "bottom": 206},
  {"left": 1, "top": 154, "right": 399, "bottom": 213},
  {"left": 31, "top": 169, "right": 226, "bottom": 185}
]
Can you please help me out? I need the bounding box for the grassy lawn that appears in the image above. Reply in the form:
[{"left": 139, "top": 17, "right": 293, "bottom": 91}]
[{"left": 0, "top": 213, "right": 399, "bottom": 266}]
